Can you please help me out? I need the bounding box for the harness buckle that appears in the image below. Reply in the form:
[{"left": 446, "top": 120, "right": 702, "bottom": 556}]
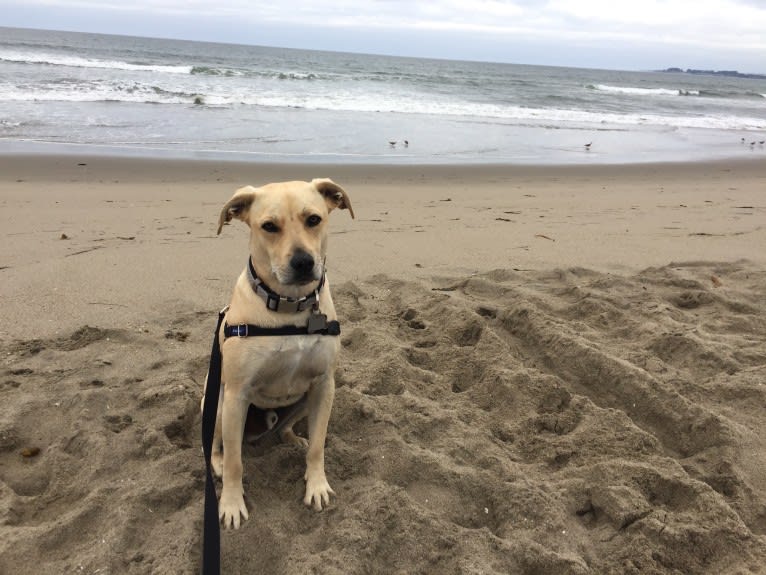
[{"left": 234, "top": 324, "right": 249, "bottom": 337}]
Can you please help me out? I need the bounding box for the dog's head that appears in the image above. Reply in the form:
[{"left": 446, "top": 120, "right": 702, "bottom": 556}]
[{"left": 218, "top": 179, "right": 354, "bottom": 296}]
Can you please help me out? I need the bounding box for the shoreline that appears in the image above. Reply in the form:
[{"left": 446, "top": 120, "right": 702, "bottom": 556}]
[
  {"left": 2, "top": 123, "right": 765, "bottom": 166},
  {"left": 3, "top": 149, "right": 766, "bottom": 179}
]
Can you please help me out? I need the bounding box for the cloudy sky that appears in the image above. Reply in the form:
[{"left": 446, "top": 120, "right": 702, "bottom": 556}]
[{"left": 2, "top": 0, "right": 765, "bottom": 72}]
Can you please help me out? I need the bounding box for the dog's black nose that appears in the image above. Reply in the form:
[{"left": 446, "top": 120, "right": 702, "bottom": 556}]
[{"left": 290, "top": 250, "right": 315, "bottom": 280}]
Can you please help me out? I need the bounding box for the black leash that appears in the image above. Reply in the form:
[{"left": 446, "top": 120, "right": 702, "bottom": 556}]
[{"left": 201, "top": 307, "right": 226, "bottom": 575}]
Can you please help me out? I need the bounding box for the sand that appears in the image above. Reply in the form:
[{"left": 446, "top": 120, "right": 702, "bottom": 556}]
[{"left": 1, "top": 154, "right": 765, "bottom": 574}]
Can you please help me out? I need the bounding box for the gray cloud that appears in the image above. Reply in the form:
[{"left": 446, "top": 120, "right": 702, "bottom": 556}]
[{"left": 2, "top": 0, "right": 764, "bottom": 71}]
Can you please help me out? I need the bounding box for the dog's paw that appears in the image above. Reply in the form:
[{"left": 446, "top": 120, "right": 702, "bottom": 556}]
[
  {"left": 303, "top": 473, "right": 335, "bottom": 511},
  {"left": 219, "top": 489, "right": 249, "bottom": 529},
  {"left": 280, "top": 429, "right": 309, "bottom": 449}
]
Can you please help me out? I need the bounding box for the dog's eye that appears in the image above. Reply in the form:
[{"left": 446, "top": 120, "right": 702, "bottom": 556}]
[
  {"left": 261, "top": 221, "right": 280, "bottom": 233},
  {"left": 306, "top": 215, "right": 322, "bottom": 228}
]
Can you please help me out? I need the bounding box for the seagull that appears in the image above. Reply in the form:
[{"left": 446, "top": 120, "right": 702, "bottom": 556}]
[
  {"left": 760, "top": 141, "right": 765, "bottom": 145},
  {"left": 388, "top": 141, "right": 397, "bottom": 147},
  {"left": 584, "top": 142, "right": 592, "bottom": 150},
  {"left": 404, "top": 140, "right": 409, "bottom": 147}
]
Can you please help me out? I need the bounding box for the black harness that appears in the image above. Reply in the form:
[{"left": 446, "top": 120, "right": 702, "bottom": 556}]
[
  {"left": 223, "top": 320, "right": 340, "bottom": 338},
  {"left": 201, "top": 263, "right": 340, "bottom": 575}
]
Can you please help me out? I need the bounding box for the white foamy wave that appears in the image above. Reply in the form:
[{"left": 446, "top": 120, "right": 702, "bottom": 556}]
[
  {"left": 591, "top": 84, "right": 699, "bottom": 97},
  {"left": 206, "top": 91, "right": 764, "bottom": 131},
  {"left": 277, "top": 72, "right": 320, "bottom": 80},
  {"left": 2, "top": 77, "right": 762, "bottom": 132},
  {"left": 190, "top": 66, "right": 245, "bottom": 77},
  {"left": 0, "top": 82, "right": 194, "bottom": 104},
  {"left": 0, "top": 49, "right": 192, "bottom": 74}
]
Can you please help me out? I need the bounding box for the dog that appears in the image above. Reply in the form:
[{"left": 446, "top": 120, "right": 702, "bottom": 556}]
[{"left": 203, "top": 178, "right": 353, "bottom": 529}]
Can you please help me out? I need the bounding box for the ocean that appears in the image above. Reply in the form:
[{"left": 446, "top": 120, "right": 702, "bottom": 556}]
[{"left": 1, "top": 26, "right": 765, "bottom": 164}]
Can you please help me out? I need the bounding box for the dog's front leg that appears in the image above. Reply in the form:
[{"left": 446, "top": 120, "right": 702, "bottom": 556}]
[
  {"left": 304, "top": 374, "right": 336, "bottom": 511},
  {"left": 219, "top": 390, "right": 250, "bottom": 529}
]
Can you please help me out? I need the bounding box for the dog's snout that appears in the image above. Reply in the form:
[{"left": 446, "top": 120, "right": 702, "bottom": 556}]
[{"left": 289, "top": 250, "right": 315, "bottom": 280}]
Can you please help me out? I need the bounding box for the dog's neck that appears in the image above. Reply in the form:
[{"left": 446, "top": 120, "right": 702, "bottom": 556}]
[{"left": 246, "top": 258, "right": 324, "bottom": 314}]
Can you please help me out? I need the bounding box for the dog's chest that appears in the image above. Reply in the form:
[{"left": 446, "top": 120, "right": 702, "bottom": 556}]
[{"left": 232, "top": 335, "right": 337, "bottom": 407}]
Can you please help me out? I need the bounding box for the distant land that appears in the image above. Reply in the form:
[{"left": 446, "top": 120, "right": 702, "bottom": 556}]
[{"left": 660, "top": 68, "right": 766, "bottom": 80}]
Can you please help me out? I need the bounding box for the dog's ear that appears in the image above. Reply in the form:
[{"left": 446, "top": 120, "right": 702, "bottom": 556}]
[
  {"left": 217, "top": 186, "right": 257, "bottom": 235},
  {"left": 312, "top": 178, "right": 355, "bottom": 219}
]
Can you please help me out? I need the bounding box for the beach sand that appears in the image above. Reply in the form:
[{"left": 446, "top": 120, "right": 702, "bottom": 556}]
[{"left": 1, "top": 155, "right": 765, "bottom": 574}]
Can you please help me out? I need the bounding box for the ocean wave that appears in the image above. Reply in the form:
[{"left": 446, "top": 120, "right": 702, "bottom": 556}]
[
  {"left": 279, "top": 72, "right": 319, "bottom": 80},
  {"left": 0, "top": 81, "right": 198, "bottom": 104},
  {"left": 191, "top": 66, "right": 330, "bottom": 81},
  {"left": 206, "top": 93, "right": 765, "bottom": 131},
  {"left": 590, "top": 83, "right": 766, "bottom": 101},
  {"left": 2, "top": 78, "right": 763, "bottom": 131},
  {"left": 0, "top": 49, "right": 192, "bottom": 74},
  {"left": 0, "top": 49, "right": 327, "bottom": 81},
  {"left": 589, "top": 84, "right": 697, "bottom": 97},
  {"left": 191, "top": 66, "right": 244, "bottom": 77},
  {"left": 697, "top": 89, "right": 766, "bottom": 100}
]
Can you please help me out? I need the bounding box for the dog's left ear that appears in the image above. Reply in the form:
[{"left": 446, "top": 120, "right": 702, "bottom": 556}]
[
  {"left": 217, "top": 186, "right": 257, "bottom": 234},
  {"left": 312, "top": 178, "right": 355, "bottom": 219}
]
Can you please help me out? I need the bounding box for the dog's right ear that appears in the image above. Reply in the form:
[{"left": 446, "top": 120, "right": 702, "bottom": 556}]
[{"left": 217, "top": 186, "right": 257, "bottom": 235}]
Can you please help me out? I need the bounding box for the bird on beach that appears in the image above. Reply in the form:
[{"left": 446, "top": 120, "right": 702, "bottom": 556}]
[
  {"left": 388, "top": 140, "right": 397, "bottom": 147},
  {"left": 584, "top": 142, "right": 592, "bottom": 150},
  {"left": 404, "top": 140, "right": 409, "bottom": 147}
]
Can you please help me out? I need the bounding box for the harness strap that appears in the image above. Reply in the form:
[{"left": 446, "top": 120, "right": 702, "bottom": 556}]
[
  {"left": 224, "top": 320, "right": 340, "bottom": 338},
  {"left": 201, "top": 308, "right": 227, "bottom": 575}
]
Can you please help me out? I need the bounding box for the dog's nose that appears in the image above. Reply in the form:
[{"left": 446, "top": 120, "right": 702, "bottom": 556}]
[{"left": 289, "top": 250, "right": 315, "bottom": 279}]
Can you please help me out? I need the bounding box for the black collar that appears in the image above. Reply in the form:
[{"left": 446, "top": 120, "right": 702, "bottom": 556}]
[{"left": 247, "top": 258, "right": 325, "bottom": 313}]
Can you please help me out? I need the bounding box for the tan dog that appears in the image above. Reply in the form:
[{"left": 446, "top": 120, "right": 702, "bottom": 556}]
[{"left": 204, "top": 178, "right": 353, "bottom": 529}]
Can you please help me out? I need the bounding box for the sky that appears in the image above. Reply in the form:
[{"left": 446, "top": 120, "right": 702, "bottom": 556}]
[{"left": 2, "top": 0, "right": 766, "bottom": 72}]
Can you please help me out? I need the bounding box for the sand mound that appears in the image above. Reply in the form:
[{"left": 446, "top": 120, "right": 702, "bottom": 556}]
[{"left": 2, "top": 261, "right": 765, "bottom": 574}]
